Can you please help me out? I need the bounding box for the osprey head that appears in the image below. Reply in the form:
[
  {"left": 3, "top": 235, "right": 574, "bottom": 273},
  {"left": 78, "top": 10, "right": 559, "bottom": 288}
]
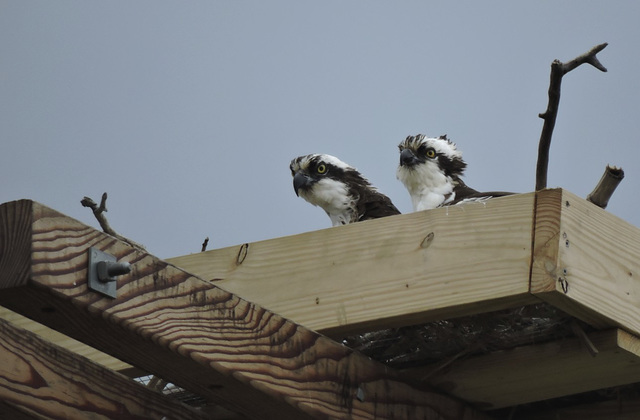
[
  {"left": 290, "top": 153, "right": 400, "bottom": 226},
  {"left": 396, "top": 134, "right": 467, "bottom": 211}
]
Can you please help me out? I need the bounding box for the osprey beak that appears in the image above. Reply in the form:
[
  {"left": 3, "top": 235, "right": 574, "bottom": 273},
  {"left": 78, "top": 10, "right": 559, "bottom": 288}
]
[
  {"left": 293, "top": 172, "right": 311, "bottom": 197},
  {"left": 400, "top": 148, "right": 420, "bottom": 167}
]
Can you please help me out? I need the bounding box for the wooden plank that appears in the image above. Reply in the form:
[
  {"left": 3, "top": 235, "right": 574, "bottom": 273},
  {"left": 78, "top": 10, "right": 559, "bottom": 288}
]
[
  {"left": 0, "top": 318, "right": 209, "bottom": 420},
  {"left": 0, "top": 201, "right": 140, "bottom": 378},
  {"left": 406, "top": 329, "right": 640, "bottom": 409},
  {"left": 516, "top": 396, "right": 640, "bottom": 420},
  {"left": 167, "top": 192, "right": 538, "bottom": 336},
  {"left": 0, "top": 307, "right": 136, "bottom": 375},
  {"left": 0, "top": 200, "right": 489, "bottom": 420},
  {"left": 532, "top": 189, "right": 640, "bottom": 334}
]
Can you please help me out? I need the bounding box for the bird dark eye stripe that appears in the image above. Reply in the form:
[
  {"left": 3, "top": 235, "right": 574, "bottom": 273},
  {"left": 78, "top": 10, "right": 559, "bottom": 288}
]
[
  {"left": 291, "top": 153, "right": 400, "bottom": 226},
  {"left": 417, "top": 145, "right": 436, "bottom": 156}
]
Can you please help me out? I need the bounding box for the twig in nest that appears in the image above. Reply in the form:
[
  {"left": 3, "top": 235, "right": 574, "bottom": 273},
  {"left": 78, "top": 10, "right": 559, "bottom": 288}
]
[
  {"left": 416, "top": 345, "right": 479, "bottom": 382},
  {"left": 81, "top": 192, "right": 146, "bottom": 250},
  {"left": 586, "top": 165, "right": 624, "bottom": 209},
  {"left": 569, "top": 320, "right": 599, "bottom": 357},
  {"left": 146, "top": 375, "right": 168, "bottom": 391},
  {"left": 535, "top": 43, "right": 608, "bottom": 191},
  {"left": 201, "top": 237, "right": 209, "bottom": 252}
]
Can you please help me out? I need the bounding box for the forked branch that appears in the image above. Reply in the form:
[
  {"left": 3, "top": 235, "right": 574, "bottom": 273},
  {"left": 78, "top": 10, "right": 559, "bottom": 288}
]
[
  {"left": 535, "top": 43, "right": 608, "bottom": 191},
  {"left": 81, "top": 192, "right": 146, "bottom": 250}
]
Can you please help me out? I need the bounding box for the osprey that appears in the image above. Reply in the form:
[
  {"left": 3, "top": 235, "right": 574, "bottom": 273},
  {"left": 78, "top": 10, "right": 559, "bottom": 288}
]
[
  {"left": 290, "top": 153, "right": 401, "bottom": 226},
  {"left": 396, "top": 134, "right": 512, "bottom": 211}
]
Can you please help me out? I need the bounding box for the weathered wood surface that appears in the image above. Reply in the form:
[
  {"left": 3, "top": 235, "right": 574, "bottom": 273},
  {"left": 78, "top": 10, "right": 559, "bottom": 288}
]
[
  {"left": 532, "top": 189, "right": 640, "bottom": 335},
  {"left": 0, "top": 401, "right": 46, "bottom": 420},
  {"left": 3, "top": 189, "right": 640, "bottom": 417},
  {"left": 0, "top": 200, "right": 489, "bottom": 420},
  {"left": 408, "top": 329, "right": 640, "bottom": 409},
  {"left": 168, "top": 193, "right": 538, "bottom": 336},
  {"left": 0, "top": 307, "right": 135, "bottom": 375},
  {"left": 0, "top": 318, "right": 209, "bottom": 420}
]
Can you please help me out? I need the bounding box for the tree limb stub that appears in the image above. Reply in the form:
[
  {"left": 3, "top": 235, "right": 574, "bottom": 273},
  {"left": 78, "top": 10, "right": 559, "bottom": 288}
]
[
  {"left": 201, "top": 237, "right": 209, "bottom": 252},
  {"left": 586, "top": 165, "right": 625, "bottom": 209},
  {"left": 535, "top": 43, "right": 608, "bottom": 191}
]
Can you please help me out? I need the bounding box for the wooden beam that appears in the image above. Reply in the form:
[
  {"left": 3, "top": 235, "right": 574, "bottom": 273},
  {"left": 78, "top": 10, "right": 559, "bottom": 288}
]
[
  {"left": 0, "top": 318, "right": 209, "bottom": 420},
  {"left": 531, "top": 189, "right": 640, "bottom": 335},
  {"left": 0, "top": 401, "right": 45, "bottom": 420},
  {"left": 516, "top": 395, "right": 640, "bottom": 420},
  {"left": 167, "top": 192, "right": 539, "bottom": 336},
  {"left": 0, "top": 200, "right": 489, "bottom": 420},
  {"left": 406, "top": 329, "right": 640, "bottom": 410},
  {"left": 0, "top": 307, "right": 137, "bottom": 375},
  {"left": 163, "top": 189, "right": 640, "bottom": 410}
]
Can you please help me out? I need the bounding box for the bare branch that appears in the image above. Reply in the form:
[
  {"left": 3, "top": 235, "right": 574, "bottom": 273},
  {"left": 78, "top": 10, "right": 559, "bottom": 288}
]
[
  {"left": 535, "top": 43, "right": 608, "bottom": 191},
  {"left": 535, "top": 60, "right": 563, "bottom": 191},
  {"left": 81, "top": 193, "right": 146, "bottom": 250},
  {"left": 561, "top": 42, "right": 608, "bottom": 74},
  {"left": 586, "top": 165, "right": 624, "bottom": 209},
  {"left": 81, "top": 193, "right": 116, "bottom": 236}
]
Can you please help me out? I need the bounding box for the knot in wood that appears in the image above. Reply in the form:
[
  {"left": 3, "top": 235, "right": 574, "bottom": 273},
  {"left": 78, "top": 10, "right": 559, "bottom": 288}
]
[
  {"left": 558, "top": 277, "right": 569, "bottom": 294},
  {"left": 236, "top": 243, "right": 249, "bottom": 265},
  {"left": 420, "top": 232, "right": 435, "bottom": 249}
]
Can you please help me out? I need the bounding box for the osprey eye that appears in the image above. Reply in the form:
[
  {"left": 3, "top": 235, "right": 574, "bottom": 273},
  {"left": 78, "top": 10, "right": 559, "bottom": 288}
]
[
  {"left": 425, "top": 148, "right": 436, "bottom": 158},
  {"left": 317, "top": 164, "right": 327, "bottom": 174}
]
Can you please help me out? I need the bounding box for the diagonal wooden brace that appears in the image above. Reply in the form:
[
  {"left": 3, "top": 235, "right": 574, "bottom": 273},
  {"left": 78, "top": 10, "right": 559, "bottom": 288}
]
[{"left": 0, "top": 199, "right": 488, "bottom": 420}]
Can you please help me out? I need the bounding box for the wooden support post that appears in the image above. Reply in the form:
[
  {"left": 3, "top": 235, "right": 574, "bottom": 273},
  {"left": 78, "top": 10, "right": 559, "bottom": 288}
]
[
  {"left": 168, "top": 192, "right": 539, "bottom": 336},
  {"left": 0, "top": 200, "right": 489, "bottom": 420},
  {"left": 0, "top": 318, "right": 210, "bottom": 420}
]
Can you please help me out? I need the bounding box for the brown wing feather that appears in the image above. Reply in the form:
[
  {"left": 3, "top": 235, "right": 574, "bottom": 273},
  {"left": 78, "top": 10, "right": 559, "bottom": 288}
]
[
  {"left": 450, "top": 179, "right": 513, "bottom": 205},
  {"left": 357, "top": 192, "right": 401, "bottom": 221}
]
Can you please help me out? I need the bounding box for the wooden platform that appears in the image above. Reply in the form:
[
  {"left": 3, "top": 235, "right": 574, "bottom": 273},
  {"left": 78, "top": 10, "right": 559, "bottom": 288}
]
[{"left": 1, "top": 188, "right": 639, "bottom": 419}]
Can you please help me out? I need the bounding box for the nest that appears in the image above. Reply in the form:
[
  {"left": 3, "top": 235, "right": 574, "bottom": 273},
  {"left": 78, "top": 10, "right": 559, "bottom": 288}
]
[{"left": 342, "top": 302, "right": 579, "bottom": 369}]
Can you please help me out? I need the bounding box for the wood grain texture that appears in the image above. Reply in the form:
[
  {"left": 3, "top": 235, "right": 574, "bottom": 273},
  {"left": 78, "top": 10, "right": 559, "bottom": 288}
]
[
  {"left": 557, "top": 190, "right": 640, "bottom": 333},
  {"left": 408, "top": 329, "right": 640, "bottom": 410},
  {"left": 0, "top": 318, "right": 209, "bottom": 420},
  {"left": 0, "top": 400, "right": 46, "bottom": 420},
  {"left": 0, "top": 200, "right": 32, "bottom": 289},
  {"left": 0, "top": 201, "right": 489, "bottom": 420},
  {"left": 168, "top": 193, "right": 538, "bottom": 336},
  {"left": 530, "top": 189, "right": 563, "bottom": 295},
  {"left": 532, "top": 189, "right": 640, "bottom": 333},
  {"left": 0, "top": 307, "right": 134, "bottom": 375}
]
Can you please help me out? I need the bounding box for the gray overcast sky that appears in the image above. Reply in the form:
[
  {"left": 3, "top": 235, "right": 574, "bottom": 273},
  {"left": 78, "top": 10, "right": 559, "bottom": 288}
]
[{"left": 2, "top": 2, "right": 639, "bottom": 259}]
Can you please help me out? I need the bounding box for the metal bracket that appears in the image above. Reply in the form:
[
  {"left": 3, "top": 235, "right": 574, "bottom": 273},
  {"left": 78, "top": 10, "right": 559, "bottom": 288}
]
[{"left": 87, "top": 247, "right": 131, "bottom": 298}]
